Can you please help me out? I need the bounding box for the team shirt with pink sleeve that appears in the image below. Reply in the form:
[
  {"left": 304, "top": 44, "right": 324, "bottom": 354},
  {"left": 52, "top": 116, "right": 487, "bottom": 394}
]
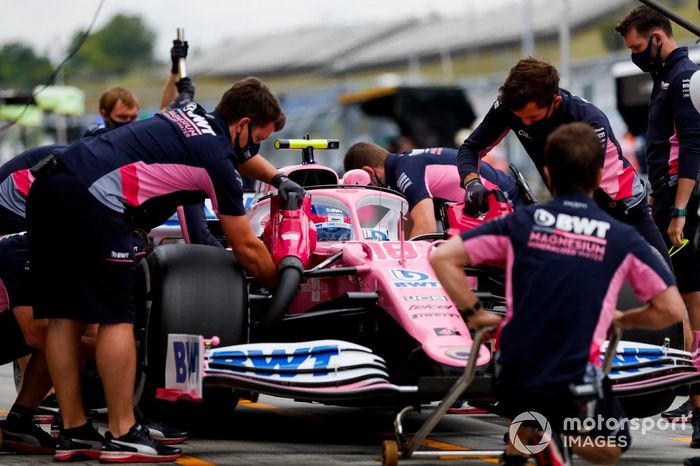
[
  {"left": 457, "top": 89, "right": 646, "bottom": 210},
  {"left": 459, "top": 192, "right": 674, "bottom": 396},
  {"left": 57, "top": 102, "right": 248, "bottom": 223},
  {"left": 384, "top": 148, "right": 519, "bottom": 209}
]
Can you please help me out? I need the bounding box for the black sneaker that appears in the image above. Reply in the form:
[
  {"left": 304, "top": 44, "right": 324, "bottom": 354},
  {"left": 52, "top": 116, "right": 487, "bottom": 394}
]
[
  {"left": 142, "top": 420, "right": 188, "bottom": 445},
  {"left": 54, "top": 422, "right": 104, "bottom": 461},
  {"left": 691, "top": 409, "right": 700, "bottom": 448},
  {"left": 0, "top": 417, "right": 55, "bottom": 454},
  {"left": 100, "top": 423, "right": 181, "bottom": 463},
  {"left": 530, "top": 430, "right": 571, "bottom": 466},
  {"left": 36, "top": 393, "right": 60, "bottom": 415},
  {"left": 50, "top": 413, "right": 62, "bottom": 439},
  {"left": 663, "top": 400, "right": 693, "bottom": 422},
  {"left": 685, "top": 457, "right": 700, "bottom": 466}
]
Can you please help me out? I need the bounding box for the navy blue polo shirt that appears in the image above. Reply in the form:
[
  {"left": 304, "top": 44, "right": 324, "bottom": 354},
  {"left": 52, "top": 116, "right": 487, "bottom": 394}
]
[
  {"left": 459, "top": 192, "right": 674, "bottom": 395},
  {"left": 0, "top": 144, "right": 65, "bottom": 233},
  {"left": 384, "top": 147, "right": 518, "bottom": 209},
  {"left": 57, "top": 102, "right": 248, "bottom": 224},
  {"left": 457, "top": 89, "right": 646, "bottom": 208},
  {"left": 646, "top": 47, "right": 700, "bottom": 192}
]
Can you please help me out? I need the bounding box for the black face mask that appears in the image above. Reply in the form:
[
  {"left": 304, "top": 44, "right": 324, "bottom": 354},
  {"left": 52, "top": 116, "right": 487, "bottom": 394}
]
[
  {"left": 631, "top": 35, "right": 663, "bottom": 73},
  {"left": 233, "top": 123, "right": 260, "bottom": 159},
  {"left": 523, "top": 99, "right": 554, "bottom": 133},
  {"left": 108, "top": 119, "right": 131, "bottom": 129},
  {"left": 370, "top": 169, "right": 386, "bottom": 188}
]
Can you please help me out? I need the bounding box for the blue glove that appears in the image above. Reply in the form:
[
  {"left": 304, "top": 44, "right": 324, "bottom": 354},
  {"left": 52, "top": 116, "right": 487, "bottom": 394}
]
[{"left": 464, "top": 178, "right": 490, "bottom": 216}]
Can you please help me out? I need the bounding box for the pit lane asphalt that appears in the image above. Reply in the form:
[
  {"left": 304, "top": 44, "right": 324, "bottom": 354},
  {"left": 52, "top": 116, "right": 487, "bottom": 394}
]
[{"left": 0, "top": 363, "right": 696, "bottom": 465}]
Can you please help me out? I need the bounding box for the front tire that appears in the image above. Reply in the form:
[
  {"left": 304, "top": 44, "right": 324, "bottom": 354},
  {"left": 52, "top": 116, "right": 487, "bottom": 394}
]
[{"left": 134, "top": 244, "right": 248, "bottom": 423}]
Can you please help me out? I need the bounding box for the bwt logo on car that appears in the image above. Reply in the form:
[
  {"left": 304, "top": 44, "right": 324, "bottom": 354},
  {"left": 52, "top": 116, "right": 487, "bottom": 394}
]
[
  {"left": 390, "top": 269, "right": 441, "bottom": 288},
  {"left": 173, "top": 341, "right": 200, "bottom": 384},
  {"left": 218, "top": 345, "right": 340, "bottom": 378}
]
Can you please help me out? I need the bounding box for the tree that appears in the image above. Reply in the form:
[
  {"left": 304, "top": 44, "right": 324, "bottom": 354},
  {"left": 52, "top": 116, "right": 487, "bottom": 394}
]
[
  {"left": 0, "top": 42, "right": 53, "bottom": 89},
  {"left": 66, "top": 13, "right": 156, "bottom": 77}
]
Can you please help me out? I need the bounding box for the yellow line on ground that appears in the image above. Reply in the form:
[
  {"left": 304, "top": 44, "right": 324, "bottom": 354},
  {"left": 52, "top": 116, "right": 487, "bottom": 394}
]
[
  {"left": 238, "top": 399, "right": 325, "bottom": 421},
  {"left": 0, "top": 409, "right": 9, "bottom": 417},
  {"left": 671, "top": 437, "right": 692, "bottom": 442},
  {"left": 176, "top": 455, "right": 216, "bottom": 466},
  {"left": 420, "top": 438, "right": 501, "bottom": 463}
]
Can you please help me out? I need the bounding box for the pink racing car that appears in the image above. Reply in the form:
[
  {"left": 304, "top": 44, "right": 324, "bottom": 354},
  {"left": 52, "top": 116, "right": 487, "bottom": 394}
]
[{"left": 134, "top": 138, "right": 700, "bottom": 423}]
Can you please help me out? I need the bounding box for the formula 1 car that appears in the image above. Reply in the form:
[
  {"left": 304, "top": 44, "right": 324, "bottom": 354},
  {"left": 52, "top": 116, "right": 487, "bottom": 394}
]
[{"left": 134, "top": 138, "right": 700, "bottom": 422}]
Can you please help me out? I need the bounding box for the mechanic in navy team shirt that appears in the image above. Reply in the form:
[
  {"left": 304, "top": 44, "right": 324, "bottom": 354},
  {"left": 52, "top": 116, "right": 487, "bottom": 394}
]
[
  {"left": 343, "top": 142, "right": 524, "bottom": 237},
  {"left": 431, "top": 123, "right": 684, "bottom": 466},
  {"left": 458, "top": 58, "right": 670, "bottom": 265},
  {"left": 26, "top": 77, "right": 304, "bottom": 463},
  {"left": 0, "top": 233, "right": 57, "bottom": 453},
  {"left": 616, "top": 7, "right": 700, "bottom": 441},
  {"left": 0, "top": 145, "right": 65, "bottom": 235}
]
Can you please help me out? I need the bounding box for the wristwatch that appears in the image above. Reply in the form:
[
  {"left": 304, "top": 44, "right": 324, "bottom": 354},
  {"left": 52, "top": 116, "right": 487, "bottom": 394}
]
[
  {"left": 670, "top": 207, "right": 687, "bottom": 217},
  {"left": 459, "top": 300, "right": 483, "bottom": 319}
]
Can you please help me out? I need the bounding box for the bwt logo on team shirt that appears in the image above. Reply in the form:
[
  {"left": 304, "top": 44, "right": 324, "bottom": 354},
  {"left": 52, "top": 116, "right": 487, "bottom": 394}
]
[
  {"left": 182, "top": 103, "right": 215, "bottom": 136},
  {"left": 533, "top": 208, "right": 611, "bottom": 239}
]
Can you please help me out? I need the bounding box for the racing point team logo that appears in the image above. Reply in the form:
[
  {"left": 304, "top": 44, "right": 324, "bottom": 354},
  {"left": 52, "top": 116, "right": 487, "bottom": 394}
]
[{"left": 509, "top": 411, "right": 552, "bottom": 455}]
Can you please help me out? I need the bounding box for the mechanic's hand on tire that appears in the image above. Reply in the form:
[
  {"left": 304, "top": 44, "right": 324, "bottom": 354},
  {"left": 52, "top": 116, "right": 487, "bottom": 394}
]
[
  {"left": 170, "top": 39, "right": 189, "bottom": 74},
  {"left": 463, "top": 178, "right": 490, "bottom": 216},
  {"left": 272, "top": 174, "right": 305, "bottom": 209}
]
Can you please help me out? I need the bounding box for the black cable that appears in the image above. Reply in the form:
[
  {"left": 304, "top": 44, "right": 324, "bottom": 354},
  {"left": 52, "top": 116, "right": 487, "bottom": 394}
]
[{"left": 0, "top": 0, "right": 105, "bottom": 133}]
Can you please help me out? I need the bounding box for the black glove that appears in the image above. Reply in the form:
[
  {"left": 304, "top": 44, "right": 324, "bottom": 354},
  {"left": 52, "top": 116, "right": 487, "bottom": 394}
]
[
  {"left": 169, "top": 78, "right": 196, "bottom": 108},
  {"left": 463, "top": 178, "right": 490, "bottom": 216},
  {"left": 271, "top": 174, "right": 305, "bottom": 209},
  {"left": 176, "top": 77, "right": 195, "bottom": 98},
  {"left": 170, "top": 39, "right": 189, "bottom": 74}
]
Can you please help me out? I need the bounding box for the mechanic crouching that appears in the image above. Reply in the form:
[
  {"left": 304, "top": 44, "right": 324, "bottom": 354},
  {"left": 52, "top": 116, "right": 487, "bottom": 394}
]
[
  {"left": 25, "top": 76, "right": 304, "bottom": 463},
  {"left": 430, "top": 123, "right": 684, "bottom": 465}
]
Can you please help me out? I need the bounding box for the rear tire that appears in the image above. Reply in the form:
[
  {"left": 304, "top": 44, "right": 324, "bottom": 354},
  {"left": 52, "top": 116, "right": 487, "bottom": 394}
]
[{"left": 134, "top": 244, "right": 248, "bottom": 424}]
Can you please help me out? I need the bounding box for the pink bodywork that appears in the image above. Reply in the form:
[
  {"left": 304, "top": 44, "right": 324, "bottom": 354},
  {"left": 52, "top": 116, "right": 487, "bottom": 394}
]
[{"left": 251, "top": 187, "right": 490, "bottom": 368}]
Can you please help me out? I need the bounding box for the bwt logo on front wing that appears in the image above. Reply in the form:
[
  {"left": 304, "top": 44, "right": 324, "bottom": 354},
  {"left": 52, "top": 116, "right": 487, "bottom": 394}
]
[
  {"left": 173, "top": 341, "right": 199, "bottom": 384},
  {"left": 390, "top": 269, "right": 441, "bottom": 288}
]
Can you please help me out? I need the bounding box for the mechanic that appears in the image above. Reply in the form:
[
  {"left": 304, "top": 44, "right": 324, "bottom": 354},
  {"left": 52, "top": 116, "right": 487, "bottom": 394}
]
[
  {"left": 0, "top": 233, "right": 57, "bottom": 454},
  {"left": 82, "top": 87, "right": 139, "bottom": 137},
  {"left": 82, "top": 39, "right": 189, "bottom": 139},
  {"left": 0, "top": 144, "right": 65, "bottom": 235},
  {"left": 26, "top": 76, "right": 302, "bottom": 463},
  {"left": 343, "top": 142, "right": 525, "bottom": 237},
  {"left": 431, "top": 123, "right": 684, "bottom": 466},
  {"left": 0, "top": 41, "right": 198, "bottom": 455},
  {"left": 457, "top": 57, "right": 669, "bottom": 265},
  {"left": 616, "top": 6, "right": 700, "bottom": 437}
]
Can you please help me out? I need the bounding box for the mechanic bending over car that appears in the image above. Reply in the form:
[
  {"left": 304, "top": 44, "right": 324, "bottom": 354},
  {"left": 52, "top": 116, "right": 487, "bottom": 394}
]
[
  {"left": 0, "top": 233, "right": 82, "bottom": 454},
  {"left": 431, "top": 123, "right": 684, "bottom": 466},
  {"left": 26, "top": 76, "right": 303, "bottom": 463},
  {"left": 616, "top": 6, "right": 700, "bottom": 436},
  {"left": 0, "top": 40, "right": 197, "bottom": 456},
  {"left": 458, "top": 57, "right": 670, "bottom": 266},
  {"left": 343, "top": 143, "right": 526, "bottom": 237}
]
